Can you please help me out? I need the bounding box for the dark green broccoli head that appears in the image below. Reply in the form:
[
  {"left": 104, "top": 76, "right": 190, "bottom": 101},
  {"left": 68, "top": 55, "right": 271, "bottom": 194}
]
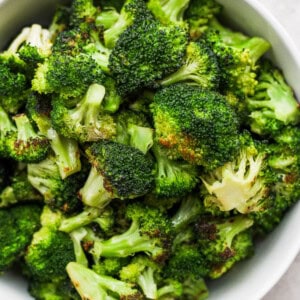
[
  {"left": 152, "top": 83, "right": 241, "bottom": 170},
  {"left": 109, "top": 18, "right": 188, "bottom": 96},
  {"left": 25, "top": 226, "right": 76, "bottom": 282},
  {"left": 195, "top": 215, "right": 254, "bottom": 279},
  {"left": 69, "top": 0, "right": 99, "bottom": 27},
  {"left": 32, "top": 53, "right": 105, "bottom": 99},
  {"left": 6, "top": 114, "right": 50, "bottom": 163},
  {"left": 87, "top": 140, "right": 154, "bottom": 199},
  {"left": 160, "top": 40, "right": 220, "bottom": 90},
  {"left": 0, "top": 204, "right": 42, "bottom": 272},
  {"left": 247, "top": 60, "right": 300, "bottom": 136}
]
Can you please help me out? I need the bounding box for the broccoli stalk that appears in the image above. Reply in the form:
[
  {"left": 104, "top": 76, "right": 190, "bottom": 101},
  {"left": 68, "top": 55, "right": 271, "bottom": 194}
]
[
  {"left": 0, "top": 105, "right": 16, "bottom": 156},
  {"left": 6, "top": 114, "right": 50, "bottom": 163},
  {"left": 95, "top": 7, "right": 120, "bottom": 29},
  {"left": 66, "top": 262, "right": 143, "bottom": 299},
  {"left": 51, "top": 84, "right": 116, "bottom": 143},
  {"left": 69, "top": 227, "right": 89, "bottom": 267}
]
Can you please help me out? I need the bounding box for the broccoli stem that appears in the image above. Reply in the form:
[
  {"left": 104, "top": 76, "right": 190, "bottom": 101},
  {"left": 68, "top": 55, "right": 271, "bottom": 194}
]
[
  {"left": 13, "top": 114, "right": 41, "bottom": 142},
  {"left": 160, "top": 0, "right": 190, "bottom": 23},
  {"left": 127, "top": 124, "right": 154, "bottom": 154},
  {"left": 137, "top": 267, "right": 157, "bottom": 299},
  {"left": 69, "top": 228, "right": 89, "bottom": 267},
  {"left": 7, "top": 27, "right": 31, "bottom": 53},
  {"left": 0, "top": 187, "right": 17, "bottom": 207},
  {"left": 47, "top": 128, "right": 81, "bottom": 179},
  {"left": 79, "top": 166, "right": 112, "bottom": 208},
  {"left": 59, "top": 207, "right": 103, "bottom": 233},
  {"left": 91, "top": 220, "right": 161, "bottom": 258},
  {"left": 104, "top": 15, "right": 127, "bottom": 48},
  {"left": 95, "top": 8, "right": 120, "bottom": 29},
  {"left": 0, "top": 105, "right": 16, "bottom": 135}
]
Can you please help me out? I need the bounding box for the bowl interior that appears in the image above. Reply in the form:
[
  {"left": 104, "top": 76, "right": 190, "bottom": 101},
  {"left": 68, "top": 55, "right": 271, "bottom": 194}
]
[{"left": 0, "top": 0, "right": 300, "bottom": 299}]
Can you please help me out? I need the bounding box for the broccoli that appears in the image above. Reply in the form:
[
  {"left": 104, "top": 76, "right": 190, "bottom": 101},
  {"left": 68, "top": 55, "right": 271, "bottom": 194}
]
[
  {"left": 185, "top": 0, "right": 222, "bottom": 40},
  {"left": 0, "top": 158, "right": 12, "bottom": 191},
  {"left": 195, "top": 215, "right": 254, "bottom": 279},
  {"left": 0, "top": 105, "right": 17, "bottom": 157},
  {"left": 152, "top": 144, "right": 199, "bottom": 197},
  {"left": 204, "top": 19, "right": 270, "bottom": 96},
  {"left": 147, "top": 0, "right": 190, "bottom": 27},
  {"left": 159, "top": 40, "right": 220, "bottom": 90},
  {"left": 95, "top": 6, "right": 120, "bottom": 30},
  {"left": 201, "top": 135, "right": 269, "bottom": 214},
  {"left": 48, "top": 5, "right": 70, "bottom": 39},
  {"left": 246, "top": 60, "right": 300, "bottom": 136},
  {"left": 27, "top": 156, "right": 87, "bottom": 214},
  {"left": 108, "top": 18, "right": 188, "bottom": 96},
  {"left": 24, "top": 221, "right": 76, "bottom": 282},
  {"left": 115, "top": 109, "right": 154, "bottom": 154},
  {"left": 6, "top": 114, "right": 50, "bottom": 163},
  {"left": 67, "top": 261, "right": 143, "bottom": 299},
  {"left": 120, "top": 255, "right": 161, "bottom": 299},
  {"left": 151, "top": 83, "right": 241, "bottom": 170},
  {"left": 32, "top": 52, "right": 105, "bottom": 99},
  {"left": 79, "top": 141, "right": 154, "bottom": 208},
  {"left": 51, "top": 83, "right": 116, "bottom": 143},
  {"left": 0, "top": 204, "right": 42, "bottom": 272},
  {"left": 88, "top": 203, "right": 173, "bottom": 262},
  {"left": 0, "top": 170, "right": 42, "bottom": 207},
  {"left": 93, "top": 257, "right": 129, "bottom": 277},
  {"left": 103, "top": 0, "right": 153, "bottom": 49}
]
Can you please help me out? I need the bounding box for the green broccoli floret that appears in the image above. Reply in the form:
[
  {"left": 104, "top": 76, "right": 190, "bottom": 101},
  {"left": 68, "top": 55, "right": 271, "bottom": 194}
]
[
  {"left": 67, "top": 261, "right": 143, "bottom": 299},
  {"left": 115, "top": 109, "right": 154, "bottom": 154},
  {"left": 152, "top": 144, "right": 198, "bottom": 198},
  {"left": 48, "top": 5, "right": 70, "bottom": 39},
  {"left": 59, "top": 206, "right": 114, "bottom": 233},
  {"left": 0, "top": 204, "right": 42, "bottom": 272},
  {"left": 0, "top": 170, "right": 42, "bottom": 207},
  {"left": 151, "top": 83, "right": 241, "bottom": 170},
  {"left": 27, "top": 156, "right": 87, "bottom": 214},
  {"left": 108, "top": 18, "right": 188, "bottom": 96},
  {"left": 204, "top": 19, "right": 270, "bottom": 96},
  {"left": 120, "top": 255, "right": 162, "bottom": 299},
  {"left": 201, "top": 135, "right": 269, "bottom": 214},
  {"left": 51, "top": 83, "right": 116, "bottom": 143},
  {"left": 195, "top": 215, "right": 254, "bottom": 279},
  {"left": 0, "top": 105, "right": 17, "bottom": 156},
  {"left": 6, "top": 113, "right": 50, "bottom": 163},
  {"left": 246, "top": 60, "right": 300, "bottom": 136},
  {"left": 159, "top": 40, "right": 220, "bottom": 90},
  {"left": 24, "top": 223, "right": 76, "bottom": 282},
  {"left": 180, "top": 276, "right": 209, "bottom": 300},
  {"left": 147, "top": 0, "right": 190, "bottom": 27},
  {"left": 184, "top": 0, "right": 222, "bottom": 40},
  {"left": 79, "top": 141, "right": 154, "bottom": 208},
  {"left": 88, "top": 203, "right": 173, "bottom": 262},
  {"left": 93, "top": 257, "right": 129, "bottom": 277},
  {"left": 32, "top": 52, "right": 105, "bottom": 99},
  {"left": 104, "top": 0, "right": 153, "bottom": 49}
]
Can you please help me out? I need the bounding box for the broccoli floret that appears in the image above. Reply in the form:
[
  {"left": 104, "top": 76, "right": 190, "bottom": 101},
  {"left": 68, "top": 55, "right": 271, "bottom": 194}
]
[
  {"left": 152, "top": 144, "right": 198, "bottom": 197},
  {"left": 0, "top": 105, "right": 17, "bottom": 156},
  {"left": 104, "top": 0, "right": 153, "bottom": 49},
  {"left": 120, "top": 255, "right": 161, "bottom": 299},
  {"left": 108, "top": 18, "right": 188, "bottom": 96},
  {"left": 93, "top": 257, "right": 129, "bottom": 277},
  {"left": 27, "top": 156, "right": 87, "bottom": 214},
  {"left": 67, "top": 261, "right": 143, "bottom": 299},
  {"left": 24, "top": 224, "right": 76, "bottom": 282},
  {"left": 32, "top": 52, "right": 105, "bottom": 99},
  {"left": 59, "top": 206, "right": 114, "bottom": 233},
  {"left": 48, "top": 5, "right": 70, "bottom": 39},
  {"left": 159, "top": 40, "right": 220, "bottom": 90},
  {"left": 51, "top": 83, "right": 116, "bottom": 143},
  {"left": 246, "top": 60, "right": 300, "bottom": 136},
  {"left": 151, "top": 83, "right": 241, "bottom": 170},
  {"left": 201, "top": 134, "right": 269, "bottom": 214},
  {"left": 6, "top": 114, "right": 50, "bottom": 163},
  {"left": 88, "top": 203, "right": 173, "bottom": 262},
  {"left": 115, "top": 109, "right": 154, "bottom": 154},
  {"left": 195, "top": 215, "right": 254, "bottom": 279},
  {"left": 180, "top": 276, "right": 209, "bottom": 300},
  {"left": 79, "top": 141, "right": 154, "bottom": 208},
  {"left": 185, "top": 0, "right": 222, "bottom": 40},
  {"left": 204, "top": 20, "right": 270, "bottom": 96},
  {"left": 0, "top": 170, "right": 42, "bottom": 207},
  {"left": 0, "top": 204, "right": 42, "bottom": 272},
  {"left": 147, "top": 0, "right": 190, "bottom": 27}
]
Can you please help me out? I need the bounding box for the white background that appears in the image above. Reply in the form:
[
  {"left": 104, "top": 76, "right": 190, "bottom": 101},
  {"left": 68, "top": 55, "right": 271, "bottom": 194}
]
[{"left": 259, "top": 0, "right": 300, "bottom": 299}]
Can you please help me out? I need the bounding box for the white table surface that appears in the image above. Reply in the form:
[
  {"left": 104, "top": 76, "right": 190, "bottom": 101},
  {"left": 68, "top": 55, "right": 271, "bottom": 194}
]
[{"left": 258, "top": 0, "right": 300, "bottom": 299}]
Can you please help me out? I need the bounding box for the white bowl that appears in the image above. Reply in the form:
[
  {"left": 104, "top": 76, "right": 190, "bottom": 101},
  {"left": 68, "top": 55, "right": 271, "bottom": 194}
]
[{"left": 1, "top": 0, "right": 300, "bottom": 299}]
